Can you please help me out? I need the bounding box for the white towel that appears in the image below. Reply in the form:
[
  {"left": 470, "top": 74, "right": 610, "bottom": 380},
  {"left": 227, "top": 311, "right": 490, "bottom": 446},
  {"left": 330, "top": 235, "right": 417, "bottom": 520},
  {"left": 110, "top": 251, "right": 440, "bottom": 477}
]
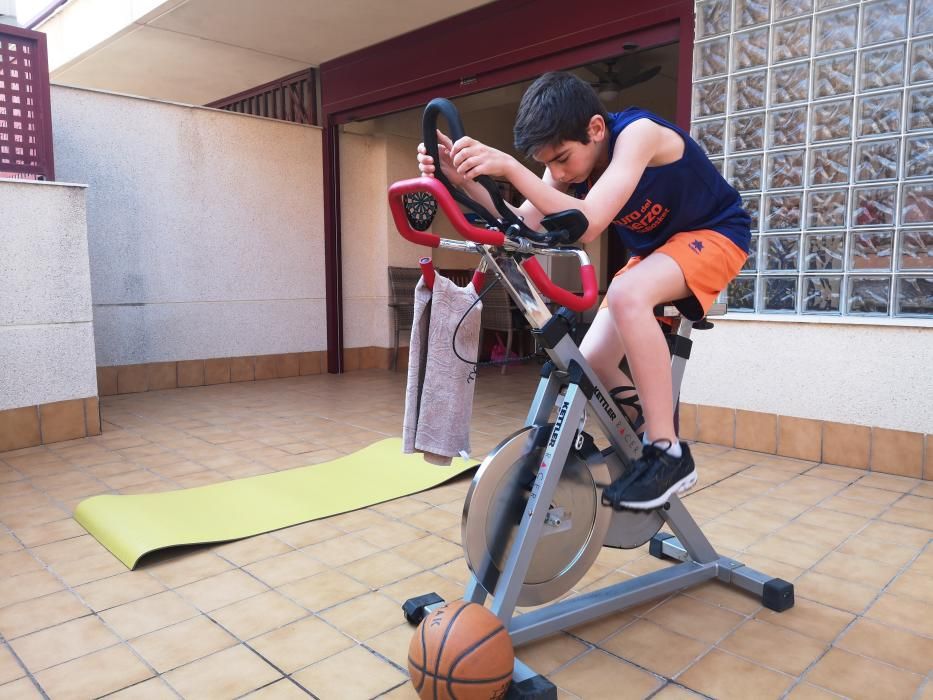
[{"left": 403, "top": 273, "right": 482, "bottom": 461}]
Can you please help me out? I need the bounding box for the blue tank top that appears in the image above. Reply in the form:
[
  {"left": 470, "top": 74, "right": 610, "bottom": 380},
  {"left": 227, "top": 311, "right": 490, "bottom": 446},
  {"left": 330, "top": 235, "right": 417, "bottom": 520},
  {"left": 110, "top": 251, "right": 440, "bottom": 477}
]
[{"left": 573, "top": 108, "right": 750, "bottom": 255}]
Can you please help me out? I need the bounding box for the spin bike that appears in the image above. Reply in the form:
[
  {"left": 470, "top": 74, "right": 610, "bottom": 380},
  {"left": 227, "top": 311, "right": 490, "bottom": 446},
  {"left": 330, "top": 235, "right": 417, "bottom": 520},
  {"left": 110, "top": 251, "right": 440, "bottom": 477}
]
[{"left": 389, "top": 99, "right": 794, "bottom": 700}]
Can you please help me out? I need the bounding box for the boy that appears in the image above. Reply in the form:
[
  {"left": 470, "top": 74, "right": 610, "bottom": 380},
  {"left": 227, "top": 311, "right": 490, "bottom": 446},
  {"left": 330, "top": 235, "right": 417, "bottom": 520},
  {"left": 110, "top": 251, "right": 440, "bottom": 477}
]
[{"left": 417, "top": 71, "right": 749, "bottom": 509}]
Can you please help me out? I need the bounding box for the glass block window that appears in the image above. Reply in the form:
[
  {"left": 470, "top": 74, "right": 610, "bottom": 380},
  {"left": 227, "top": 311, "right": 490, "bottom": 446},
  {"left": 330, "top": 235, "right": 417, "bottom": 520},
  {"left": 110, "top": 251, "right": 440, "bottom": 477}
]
[{"left": 694, "top": 0, "right": 933, "bottom": 317}]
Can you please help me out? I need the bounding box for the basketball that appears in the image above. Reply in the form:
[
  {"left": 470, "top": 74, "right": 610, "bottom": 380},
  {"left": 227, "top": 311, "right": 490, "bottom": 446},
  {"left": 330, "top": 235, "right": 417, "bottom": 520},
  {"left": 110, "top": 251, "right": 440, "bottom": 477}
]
[{"left": 408, "top": 600, "right": 514, "bottom": 700}]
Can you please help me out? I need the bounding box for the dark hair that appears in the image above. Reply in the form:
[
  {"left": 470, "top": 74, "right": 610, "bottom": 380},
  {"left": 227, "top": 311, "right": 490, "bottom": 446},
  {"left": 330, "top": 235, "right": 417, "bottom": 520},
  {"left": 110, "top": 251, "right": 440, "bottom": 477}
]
[{"left": 514, "top": 72, "right": 608, "bottom": 157}]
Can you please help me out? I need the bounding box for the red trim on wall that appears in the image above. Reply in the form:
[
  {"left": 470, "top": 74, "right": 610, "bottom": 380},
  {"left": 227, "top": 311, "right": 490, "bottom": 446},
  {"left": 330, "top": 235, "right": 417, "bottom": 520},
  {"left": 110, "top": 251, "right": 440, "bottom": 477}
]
[{"left": 322, "top": 123, "right": 343, "bottom": 374}]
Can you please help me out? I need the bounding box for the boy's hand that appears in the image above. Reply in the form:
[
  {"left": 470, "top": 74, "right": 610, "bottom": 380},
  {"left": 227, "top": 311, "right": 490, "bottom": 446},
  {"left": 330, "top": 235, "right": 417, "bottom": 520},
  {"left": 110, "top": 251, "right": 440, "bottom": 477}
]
[
  {"left": 417, "top": 131, "right": 468, "bottom": 188},
  {"left": 450, "top": 137, "right": 515, "bottom": 181}
]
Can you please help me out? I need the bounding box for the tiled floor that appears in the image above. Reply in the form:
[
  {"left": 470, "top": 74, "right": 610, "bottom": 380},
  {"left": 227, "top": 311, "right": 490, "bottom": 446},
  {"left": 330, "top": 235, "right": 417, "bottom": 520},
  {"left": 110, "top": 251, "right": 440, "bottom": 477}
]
[{"left": 1, "top": 366, "right": 931, "bottom": 700}]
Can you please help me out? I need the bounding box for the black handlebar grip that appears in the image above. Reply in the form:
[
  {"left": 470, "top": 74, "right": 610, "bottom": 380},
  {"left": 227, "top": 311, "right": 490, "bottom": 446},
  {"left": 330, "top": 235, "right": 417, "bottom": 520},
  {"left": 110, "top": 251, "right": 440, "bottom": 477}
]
[{"left": 421, "top": 98, "right": 534, "bottom": 233}]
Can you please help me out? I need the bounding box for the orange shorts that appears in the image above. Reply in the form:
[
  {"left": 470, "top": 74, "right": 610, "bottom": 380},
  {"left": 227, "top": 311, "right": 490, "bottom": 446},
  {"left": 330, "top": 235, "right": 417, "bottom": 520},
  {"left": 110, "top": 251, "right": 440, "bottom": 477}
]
[{"left": 599, "top": 230, "right": 748, "bottom": 320}]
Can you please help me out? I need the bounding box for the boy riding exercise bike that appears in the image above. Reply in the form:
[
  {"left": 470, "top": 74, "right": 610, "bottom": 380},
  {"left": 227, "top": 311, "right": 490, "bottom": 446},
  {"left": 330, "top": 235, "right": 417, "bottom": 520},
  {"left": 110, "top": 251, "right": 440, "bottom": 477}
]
[{"left": 391, "top": 93, "right": 791, "bottom": 700}]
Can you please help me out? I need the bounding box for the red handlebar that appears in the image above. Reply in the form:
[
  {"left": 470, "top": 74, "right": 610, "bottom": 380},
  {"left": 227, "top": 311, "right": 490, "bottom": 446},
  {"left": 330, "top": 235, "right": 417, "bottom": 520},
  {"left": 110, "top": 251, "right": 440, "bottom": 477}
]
[
  {"left": 388, "top": 177, "right": 598, "bottom": 312},
  {"left": 522, "top": 258, "right": 598, "bottom": 313},
  {"left": 388, "top": 178, "right": 506, "bottom": 247}
]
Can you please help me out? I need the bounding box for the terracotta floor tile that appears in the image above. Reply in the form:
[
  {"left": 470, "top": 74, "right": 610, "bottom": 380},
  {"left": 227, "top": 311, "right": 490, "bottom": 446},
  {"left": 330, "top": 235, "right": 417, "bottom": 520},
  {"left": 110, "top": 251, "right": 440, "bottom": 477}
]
[
  {"left": 678, "top": 649, "right": 793, "bottom": 700},
  {"left": 866, "top": 592, "right": 933, "bottom": 637},
  {"left": 243, "top": 550, "right": 328, "bottom": 588},
  {"left": 378, "top": 571, "right": 465, "bottom": 607},
  {"left": 837, "top": 617, "right": 933, "bottom": 675},
  {"left": 837, "top": 535, "right": 920, "bottom": 567},
  {"left": 882, "top": 505, "right": 933, "bottom": 531},
  {"left": 745, "top": 534, "right": 830, "bottom": 570},
  {"left": 355, "top": 521, "right": 427, "bottom": 550},
  {"left": 130, "top": 615, "right": 237, "bottom": 673},
  {"left": 340, "top": 550, "right": 422, "bottom": 589},
  {"left": 719, "top": 619, "right": 828, "bottom": 676},
  {"left": 737, "top": 552, "right": 805, "bottom": 582},
  {"left": 291, "top": 644, "right": 407, "bottom": 699},
  {"left": 795, "top": 506, "right": 869, "bottom": 534},
  {"left": 795, "top": 570, "right": 880, "bottom": 613},
  {"left": 392, "top": 534, "right": 463, "bottom": 571},
  {"left": 146, "top": 551, "right": 233, "bottom": 588},
  {"left": 0, "top": 534, "right": 20, "bottom": 554},
  {"left": 105, "top": 677, "right": 179, "bottom": 699},
  {"left": 857, "top": 472, "right": 919, "bottom": 492},
  {"left": 302, "top": 533, "right": 381, "bottom": 567},
  {"left": 50, "top": 550, "right": 129, "bottom": 587},
  {"left": 33, "top": 644, "right": 152, "bottom": 698},
  {"left": 404, "top": 506, "right": 462, "bottom": 533},
  {"left": 0, "top": 549, "right": 45, "bottom": 578},
  {"left": 813, "top": 550, "right": 903, "bottom": 589},
  {"left": 272, "top": 520, "right": 345, "bottom": 549},
  {"left": 837, "top": 484, "right": 902, "bottom": 505},
  {"left": 211, "top": 590, "right": 308, "bottom": 640},
  {"left": 0, "top": 504, "right": 70, "bottom": 531},
  {"left": 805, "top": 647, "right": 923, "bottom": 700},
  {"left": 176, "top": 566, "right": 269, "bottom": 612},
  {"left": 820, "top": 494, "right": 888, "bottom": 518},
  {"left": 784, "top": 683, "right": 843, "bottom": 699},
  {"left": 164, "top": 644, "right": 281, "bottom": 698},
  {"left": 754, "top": 598, "right": 855, "bottom": 642},
  {"left": 365, "top": 623, "right": 421, "bottom": 670},
  {"left": 645, "top": 594, "right": 744, "bottom": 644},
  {"left": 279, "top": 570, "right": 369, "bottom": 612},
  {"left": 0, "top": 645, "right": 23, "bottom": 685},
  {"left": 0, "top": 569, "right": 63, "bottom": 608},
  {"left": 683, "top": 579, "right": 766, "bottom": 615},
  {"left": 325, "top": 507, "right": 393, "bottom": 533},
  {"left": 650, "top": 684, "right": 708, "bottom": 699},
  {"left": 602, "top": 619, "right": 710, "bottom": 677},
  {"left": 98, "top": 590, "right": 200, "bottom": 639},
  {"left": 318, "top": 592, "right": 406, "bottom": 641},
  {"left": 242, "top": 679, "right": 313, "bottom": 699},
  {"left": 548, "top": 649, "right": 664, "bottom": 700},
  {"left": 859, "top": 520, "right": 931, "bottom": 548},
  {"left": 0, "top": 677, "right": 43, "bottom": 699},
  {"left": 74, "top": 570, "right": 166, "bottom": 612},
  {"left": 0, "top": 589, "right": 90, "bottom": 640},
  {"left": 804, "top": 464, "right": 864, "bottom": 482},
  {"left": 373, "top": 497, "right": 433, "bottom": 519},
  {"left": 249, "top": 615, "right": 355, "bottom": 674},
  {"left": 13, "top": 614, "right": 118, "bottom": 676}
]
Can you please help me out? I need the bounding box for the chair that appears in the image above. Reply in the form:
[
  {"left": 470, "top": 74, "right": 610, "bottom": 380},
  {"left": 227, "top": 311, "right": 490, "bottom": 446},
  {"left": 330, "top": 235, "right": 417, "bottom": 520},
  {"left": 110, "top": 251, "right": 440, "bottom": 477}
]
[
  {"left": 480, "top": 281, "right": 526, "bottom": 375},
  {"left": 387, "top": 266, "right": 422, "bottom": 371}
]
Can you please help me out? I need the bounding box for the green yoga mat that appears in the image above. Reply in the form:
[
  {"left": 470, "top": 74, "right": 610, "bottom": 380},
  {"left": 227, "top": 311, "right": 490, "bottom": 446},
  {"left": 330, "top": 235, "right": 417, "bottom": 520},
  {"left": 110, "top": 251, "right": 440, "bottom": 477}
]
[{"left": 74, "top": 438, "right": 476, "bottom": 569}]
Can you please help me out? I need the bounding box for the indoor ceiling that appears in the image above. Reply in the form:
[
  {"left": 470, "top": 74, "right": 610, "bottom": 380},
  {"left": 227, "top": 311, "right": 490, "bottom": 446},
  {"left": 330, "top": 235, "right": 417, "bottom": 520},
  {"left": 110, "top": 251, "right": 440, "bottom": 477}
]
[{"left": 37, "top": 0, "right": 496, "bottom": 105}]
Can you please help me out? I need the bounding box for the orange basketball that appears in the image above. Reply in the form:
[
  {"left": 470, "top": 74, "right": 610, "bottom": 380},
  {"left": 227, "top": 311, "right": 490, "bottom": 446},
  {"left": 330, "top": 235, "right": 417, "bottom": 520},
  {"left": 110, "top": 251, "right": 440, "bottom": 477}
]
[{"left": 408, "top": 600, "right": 514, "bottom": 700}]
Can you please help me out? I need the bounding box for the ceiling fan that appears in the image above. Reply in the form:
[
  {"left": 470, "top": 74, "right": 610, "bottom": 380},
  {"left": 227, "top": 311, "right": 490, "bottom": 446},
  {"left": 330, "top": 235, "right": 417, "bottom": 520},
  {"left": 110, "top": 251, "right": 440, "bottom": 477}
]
[{"left": 588, "top": 53, "right": 663, "bottom": 101}]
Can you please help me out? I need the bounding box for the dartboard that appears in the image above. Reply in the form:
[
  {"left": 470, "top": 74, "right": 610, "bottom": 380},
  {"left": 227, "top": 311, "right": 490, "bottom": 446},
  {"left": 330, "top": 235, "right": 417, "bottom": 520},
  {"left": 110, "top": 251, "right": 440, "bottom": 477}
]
[{"left": 403, "top": 192, "right": 438, "bottom": 231}]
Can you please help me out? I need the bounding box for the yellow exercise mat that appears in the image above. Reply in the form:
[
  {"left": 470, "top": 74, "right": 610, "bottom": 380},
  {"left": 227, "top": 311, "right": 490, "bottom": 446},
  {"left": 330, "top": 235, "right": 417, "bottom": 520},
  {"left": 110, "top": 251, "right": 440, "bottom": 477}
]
[{"left": 74, "top": 438, "right": 476, "bottom": 569}]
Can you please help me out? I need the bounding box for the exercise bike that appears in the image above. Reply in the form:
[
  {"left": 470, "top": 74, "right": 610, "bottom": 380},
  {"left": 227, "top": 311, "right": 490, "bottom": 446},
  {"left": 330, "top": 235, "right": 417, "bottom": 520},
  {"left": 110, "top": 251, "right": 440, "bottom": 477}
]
[{"left": 388, "top": 99, "right": 794, "bottom": 700}]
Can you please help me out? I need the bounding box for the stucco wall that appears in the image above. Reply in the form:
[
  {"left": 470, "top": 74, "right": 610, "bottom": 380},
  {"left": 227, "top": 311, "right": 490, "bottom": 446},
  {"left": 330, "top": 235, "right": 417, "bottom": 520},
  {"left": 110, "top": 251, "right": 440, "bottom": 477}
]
[
  {"left": 50, "top": 85, "right": 325, "bottom": 366},
  {"left": 0, "top": 180, "right": 98, "bottom": 410},
  {"left": 681, "top": 317, "right": 932, "bottom": 434}
]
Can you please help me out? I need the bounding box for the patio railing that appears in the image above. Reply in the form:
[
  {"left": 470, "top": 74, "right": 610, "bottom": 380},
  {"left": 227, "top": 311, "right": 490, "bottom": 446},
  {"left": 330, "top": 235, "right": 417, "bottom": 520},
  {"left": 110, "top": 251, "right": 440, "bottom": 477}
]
[
  {"left": 206, "top": 68, "right": 317, "bottom": 126},
  {"left": 0, "top": 24, "right": 54, "bottom": 180}
]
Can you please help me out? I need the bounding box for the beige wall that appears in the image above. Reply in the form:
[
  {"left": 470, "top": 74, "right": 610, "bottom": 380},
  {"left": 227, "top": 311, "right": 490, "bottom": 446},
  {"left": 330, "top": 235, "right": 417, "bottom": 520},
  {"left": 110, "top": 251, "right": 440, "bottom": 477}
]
[
  {"left": 0, "top": 180, "right": 98, "bottom": 410},
  {"left": 682, "top": 318, "right": 932, "bottom": 434},
  {"left": 51, "top": 85, "right": 326, "bottom": 367}
]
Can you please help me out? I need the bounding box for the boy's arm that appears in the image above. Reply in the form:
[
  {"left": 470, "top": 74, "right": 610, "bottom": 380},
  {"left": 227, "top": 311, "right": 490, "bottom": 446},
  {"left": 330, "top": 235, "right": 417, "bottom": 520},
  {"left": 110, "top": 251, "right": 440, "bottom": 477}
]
[{"left": 453, "top": 120, "right": 662, "bottom": 243}]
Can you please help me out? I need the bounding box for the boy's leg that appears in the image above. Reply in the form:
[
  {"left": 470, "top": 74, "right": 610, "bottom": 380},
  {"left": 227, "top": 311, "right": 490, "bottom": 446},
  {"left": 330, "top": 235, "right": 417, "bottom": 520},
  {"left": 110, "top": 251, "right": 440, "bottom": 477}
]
[
  {"left": 580, "top": 307, "right": 651, "bottom": 430},
  {"left": 604, "top": 252, "right": 691, "bottom": 444},
  {"left": 599, "top": 251, "right": 699, "bottom": 510}
]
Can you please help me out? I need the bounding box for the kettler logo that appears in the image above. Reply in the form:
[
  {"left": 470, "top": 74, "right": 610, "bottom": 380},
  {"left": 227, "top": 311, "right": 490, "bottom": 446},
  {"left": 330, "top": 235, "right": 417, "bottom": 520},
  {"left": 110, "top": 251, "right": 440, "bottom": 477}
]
[
  {"left": 548, "top": 402, "right": 568, "bottom": 448},
  {"left": 593, "top": 388, "right": 617, "bottom": 422}
]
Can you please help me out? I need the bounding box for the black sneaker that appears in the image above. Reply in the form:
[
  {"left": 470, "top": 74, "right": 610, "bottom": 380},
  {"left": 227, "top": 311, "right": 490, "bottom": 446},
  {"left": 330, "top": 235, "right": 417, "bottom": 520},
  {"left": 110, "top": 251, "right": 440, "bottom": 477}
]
[{"left": 601, "top": 441, "right": 696, "bottom": 510}]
